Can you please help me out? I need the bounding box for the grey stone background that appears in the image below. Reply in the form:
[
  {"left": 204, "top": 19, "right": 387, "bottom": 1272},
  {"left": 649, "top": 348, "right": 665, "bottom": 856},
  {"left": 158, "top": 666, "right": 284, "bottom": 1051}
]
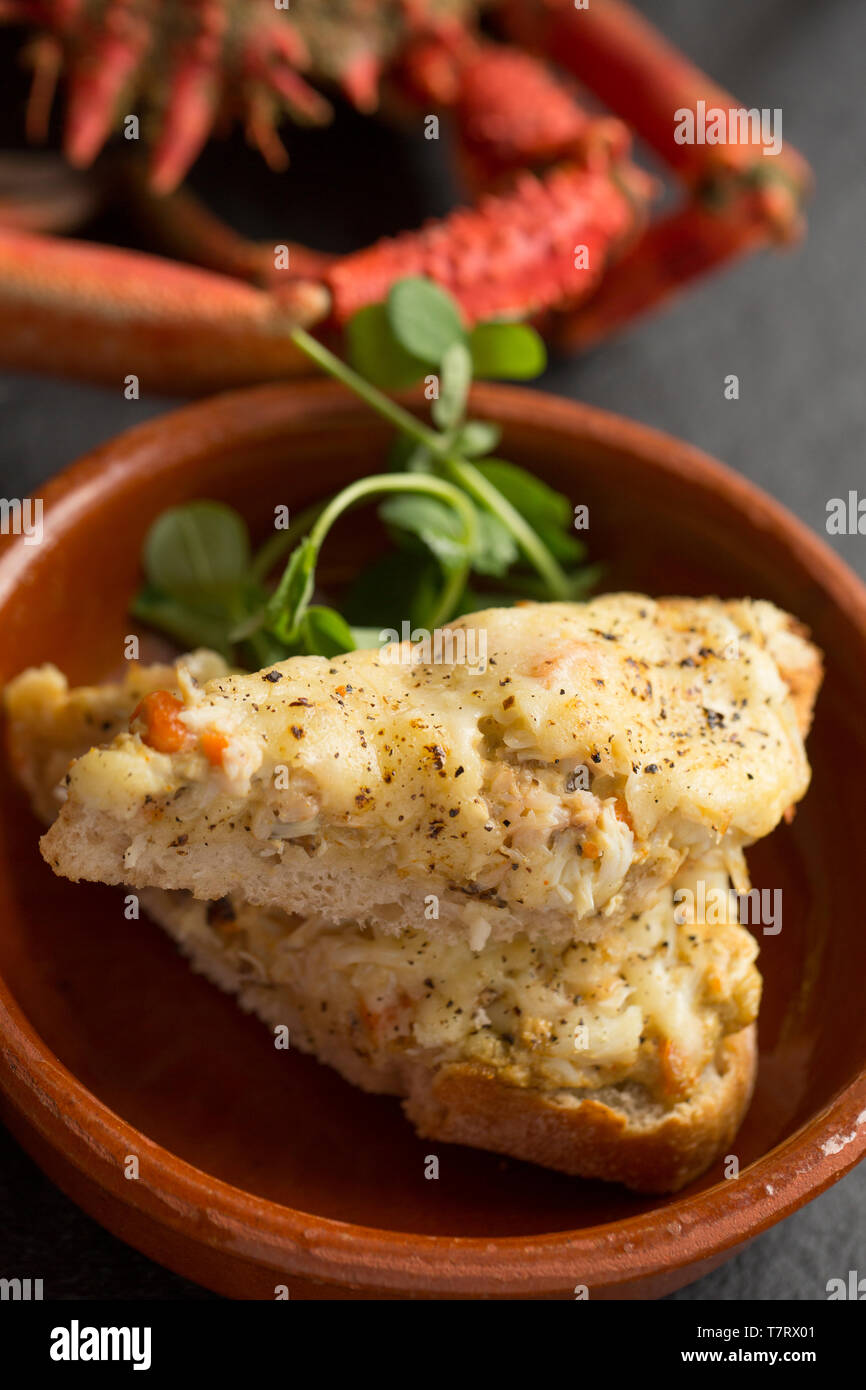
[{"left": 0, "top": 0, "right": 862, "bottom": 1299}]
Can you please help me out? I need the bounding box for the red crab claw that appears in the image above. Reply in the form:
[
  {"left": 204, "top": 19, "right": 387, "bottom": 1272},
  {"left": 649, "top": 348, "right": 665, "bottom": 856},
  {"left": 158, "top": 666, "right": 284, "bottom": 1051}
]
[
  {"left": 454, "top": 46, "right": 632, "bottom": 182},
  {"left": 497, "top": 0, "right": 812, "bottom": 343}
]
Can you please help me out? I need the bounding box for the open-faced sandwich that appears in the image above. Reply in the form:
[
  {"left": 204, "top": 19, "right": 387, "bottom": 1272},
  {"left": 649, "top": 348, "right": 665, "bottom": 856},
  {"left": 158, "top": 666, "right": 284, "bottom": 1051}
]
[
  {"left": 1, "top": 277, "right": 824, "bottom": 1193},
  {"left": 39, "top": 597, "right": 814, "bottom": 943},
  {"left": 6, "top": 593, "right": 821, "bottom": 1192}
]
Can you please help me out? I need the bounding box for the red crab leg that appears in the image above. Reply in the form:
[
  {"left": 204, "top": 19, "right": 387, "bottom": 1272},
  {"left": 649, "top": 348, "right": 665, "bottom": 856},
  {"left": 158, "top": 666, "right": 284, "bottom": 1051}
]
[
  {"left": 496, "top": 0, "right": 810, "bottom": 342},
  {"left": 131, "top": 34, "right": 645, "bottom": 303},
  {"left": 0, "top": 154, "right": 100, "bottom": 234},
  {"left": 119, "top": 166, "right": 335, "bottom": 287},
  {"left": 0, "top": 157, "right": 651, "bottom": 393},
  {"left": 500, "top": 0, "right": 811, "bottom": 231},
  {"left": 148, "top": 0, "right": 224, "bottom": 196},
  {"left": 0, "top": 228, "right": 327, "bottom": 392},
  {"left": 554, "top": 201, "right": 769, "bottom": 352},
  {"left": 325, "top": 161, "right": 654, "bottom": 328},
  {"left": 400, "top": 39, "right": 632, "bottom": 185},
  {"left": 61, "top": 0, "right": 152, "bottom": 171}
]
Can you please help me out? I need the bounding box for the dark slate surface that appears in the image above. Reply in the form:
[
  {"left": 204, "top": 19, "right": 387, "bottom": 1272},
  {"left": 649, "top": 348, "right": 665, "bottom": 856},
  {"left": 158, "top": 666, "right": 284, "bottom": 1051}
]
[{"left": 0, "top": 0, "right": 863, "bottom": 1300}]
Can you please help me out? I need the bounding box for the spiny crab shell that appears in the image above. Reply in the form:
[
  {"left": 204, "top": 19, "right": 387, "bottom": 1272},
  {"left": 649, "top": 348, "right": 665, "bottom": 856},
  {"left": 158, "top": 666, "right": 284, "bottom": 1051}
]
[{"left": 6, "top": 0, "right": 481, "bottom": 192}]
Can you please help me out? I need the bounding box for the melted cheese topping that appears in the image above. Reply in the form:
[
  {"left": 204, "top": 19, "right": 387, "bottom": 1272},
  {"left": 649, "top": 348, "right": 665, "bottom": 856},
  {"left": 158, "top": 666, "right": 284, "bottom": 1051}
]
[
  {"left": 45, "top": 596, "right": 815, "bottom": 939},
  {"left": 4, "top": 651, "right": 228, "bottom": 822},
  {"left": 50, "top": 594, "right": 811, "bottom": 934}
]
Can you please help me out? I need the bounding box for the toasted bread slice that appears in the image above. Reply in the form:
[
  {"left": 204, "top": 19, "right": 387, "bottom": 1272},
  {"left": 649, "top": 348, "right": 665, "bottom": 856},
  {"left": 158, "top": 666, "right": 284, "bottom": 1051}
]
[
  {"left": 135, "top": 880, "right": 759, "bottom": 1192},
  {"left": 38, "top": 597, "right": 821, "bottom": 946},
  {"left": 404, "top": 1030, "right": 756, "bottom": 1193}
]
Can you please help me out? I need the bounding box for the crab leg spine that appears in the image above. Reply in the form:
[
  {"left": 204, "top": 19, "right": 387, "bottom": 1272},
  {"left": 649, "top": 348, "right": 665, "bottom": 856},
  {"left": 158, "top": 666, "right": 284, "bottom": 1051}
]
[{"left": 62, "top": 0, "right": 152, "bottom": 170}]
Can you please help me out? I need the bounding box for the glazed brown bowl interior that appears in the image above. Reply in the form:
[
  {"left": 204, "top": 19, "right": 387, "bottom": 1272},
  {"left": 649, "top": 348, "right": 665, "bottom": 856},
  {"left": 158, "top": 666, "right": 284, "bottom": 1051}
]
[{"left": 0, "top": 380, "right": 863, "bottom": 1299}]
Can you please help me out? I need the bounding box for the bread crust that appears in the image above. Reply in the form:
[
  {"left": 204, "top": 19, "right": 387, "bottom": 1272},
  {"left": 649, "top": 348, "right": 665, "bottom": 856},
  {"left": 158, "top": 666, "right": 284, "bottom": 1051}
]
[
  {"left": 404, "top": 1029, "right": 757, "bottom": 1193},
  {"left": 752, "top": 604, "right": 823, "bottom": 739}
]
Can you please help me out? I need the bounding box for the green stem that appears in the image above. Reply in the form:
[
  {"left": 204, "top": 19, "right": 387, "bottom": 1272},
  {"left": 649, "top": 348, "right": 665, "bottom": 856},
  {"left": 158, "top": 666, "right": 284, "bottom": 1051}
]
[
  {"left": 290, "top": 327, "right": 441, "bottom": 454},
  {"left": 443, "top": 458, "right": 572, "bottom": 599},
  {"left": 250, "top": 499, "right": 326, "bottom": 584},
  {"left": 289, "top": 327, "right": 572, "bottom": 598},
  {"left": 274, "top": 471, "right": 478, "bottom": 634}
]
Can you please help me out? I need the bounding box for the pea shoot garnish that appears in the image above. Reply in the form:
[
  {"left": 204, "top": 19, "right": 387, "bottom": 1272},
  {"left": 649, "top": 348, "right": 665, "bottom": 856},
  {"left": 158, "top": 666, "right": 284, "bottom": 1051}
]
[{"left": 132, "top": 277, "right": 598, "bottom": 666}]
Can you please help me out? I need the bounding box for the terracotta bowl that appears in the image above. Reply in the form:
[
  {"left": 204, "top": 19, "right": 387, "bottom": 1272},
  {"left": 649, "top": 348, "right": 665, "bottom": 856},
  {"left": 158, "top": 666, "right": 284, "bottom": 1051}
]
[{"left": 0, "top": 381, "right": 864, "bottom": 1300}]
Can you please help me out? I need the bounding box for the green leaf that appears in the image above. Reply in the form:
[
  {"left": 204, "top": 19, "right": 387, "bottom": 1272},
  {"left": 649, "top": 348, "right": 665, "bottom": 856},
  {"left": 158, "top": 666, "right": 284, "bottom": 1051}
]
[
  {"left": 453, "top": 419, "right": 501, "bottom": 457},
  {"left": 346, "top": 302, "right": 428, "bottom": 389},
  {"left": 349, "top": 626, "right": 385, "bottom": 650},
  {"left": 455, "top": 587, "right": 520, "bottom": 616},
  {"left": 130, "top": 585, "right": 234, "bottom": 659},
  {"left": 472, "top": 512, "right": 519, "bottom": 576},
  {"left": 474, "top": 459, "right": 570, "bottom": 525},
  {"left": 387, "top": 434, "right": 434, "bottom": 474},
  {"left": 566, "top": 562, "right": 603, "bottom": 598},
  {"left": 537, "top": 528, "right": 586, "bottom": 564},
  {"left": 383, "top": 487, "right": 515, "bottom": 579},
  {"left": 265, "top": 535, "right": 317, "bottom": 642},
  {"left": 143, "top": 502, "right": 250, "bottom": 604},
  {"left": 473, "top": 459, "right": 584, "bottom": 560},
  {"left": 379, "top": 494, "right": 469, "bottom": 572},
  {"left": 468, "top": 321, "right": 547, "bottom": 379},
  {"left": 341, "top": 550, "right": 441, "bottom": 632},
  {"left": 387, "top": 277, "right": 465, "bottom": 363},
  {"left": 431, "top": 341, "right": 472, "bottom": 431},
  {"left": 243, "top": 628, "right": 291, "bottom": 669},
  {"left": 301, "top": 605, "right": 356, "bottom": 657}
]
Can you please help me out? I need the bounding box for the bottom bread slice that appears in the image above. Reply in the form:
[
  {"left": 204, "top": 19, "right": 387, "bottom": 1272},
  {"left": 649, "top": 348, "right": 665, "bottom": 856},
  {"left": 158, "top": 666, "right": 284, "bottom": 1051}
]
[
  {"left": 404, "top": 1033, "right": 755, "bottom": 1193},
  {"left": 140, "top": 886, "right": 758, "bottom": 1194}
]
